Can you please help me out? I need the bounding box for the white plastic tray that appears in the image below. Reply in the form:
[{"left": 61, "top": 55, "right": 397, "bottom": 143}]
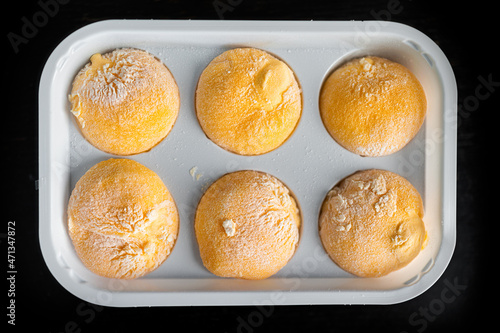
[{"left": 38, "top": 19, "right": 457, "bottom": 306}]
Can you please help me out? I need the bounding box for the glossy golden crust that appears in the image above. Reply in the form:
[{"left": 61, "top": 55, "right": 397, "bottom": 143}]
[
  {"left": 319, "top": 169, "right": 426, "bottom": 277},
  {"left": 195, "top": 48, "right": 302, "bottom": 156},
  {"left": 69, "top": 48, "right": 180, "bottom": 156},
  {"left": 319, "top": 56, "right": 426, "bottom": 156},
  {"left": 67, "top": 158, "right": 179, "bottom": 279},
  {"left": 194, "top": 170, "right": 301, "bottom": 280}
]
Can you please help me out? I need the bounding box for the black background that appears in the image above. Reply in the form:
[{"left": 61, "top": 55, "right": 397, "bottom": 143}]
[{"left": 4, "top": 0, "right": 496, "bottom": 332}]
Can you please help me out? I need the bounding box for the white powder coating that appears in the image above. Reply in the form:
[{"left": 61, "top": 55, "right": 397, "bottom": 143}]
[
  {"left": 67, "top": 159, "right": 179, "bottom": 279},
  {"left": 195, "top": 170, "right": 301, "bottom": 280},
  {"left": 195, "top": 47, "right": 302, "bottom": 156},
  {"left": 374, "top": 189, "right": 397, "bottom": 217},
  {"left": 319, "top": 169, "right": 426, "bottom": 278},
  {"left": 76, "top": 49, "right": 164, "bottom": 105},
  {"left": 324, "top": 172, "right": 396, "bottom": 225},
  {"left": 68, "top": 48, "right": 180, "bottom": 156},
  {"left": 319, "top": 56, "right": 427, "bottom": 157},
  {"left": 222, "top": 219, "right": 236, "bottom": 237},
  {"left": 70, "top": 49, "right": 151, "bottom": 118}
]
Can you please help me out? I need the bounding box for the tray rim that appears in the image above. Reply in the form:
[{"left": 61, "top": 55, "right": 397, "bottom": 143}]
[{"left": 38, "top": 19, "right": 457, "bottom": 306}]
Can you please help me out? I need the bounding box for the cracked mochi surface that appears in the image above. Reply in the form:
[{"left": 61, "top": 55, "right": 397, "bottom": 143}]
[
  {"left": 67, "top": 158, "right": 179, "bottom": 279},
  {"left": 69, "top": 48, "right": 180, "bottom": 156},
  {"left": 319, "top": 169, "right": 426, "bottom": 277},
  {"left": 195, "top": 170, "right": 301, "bottom": 280}
]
